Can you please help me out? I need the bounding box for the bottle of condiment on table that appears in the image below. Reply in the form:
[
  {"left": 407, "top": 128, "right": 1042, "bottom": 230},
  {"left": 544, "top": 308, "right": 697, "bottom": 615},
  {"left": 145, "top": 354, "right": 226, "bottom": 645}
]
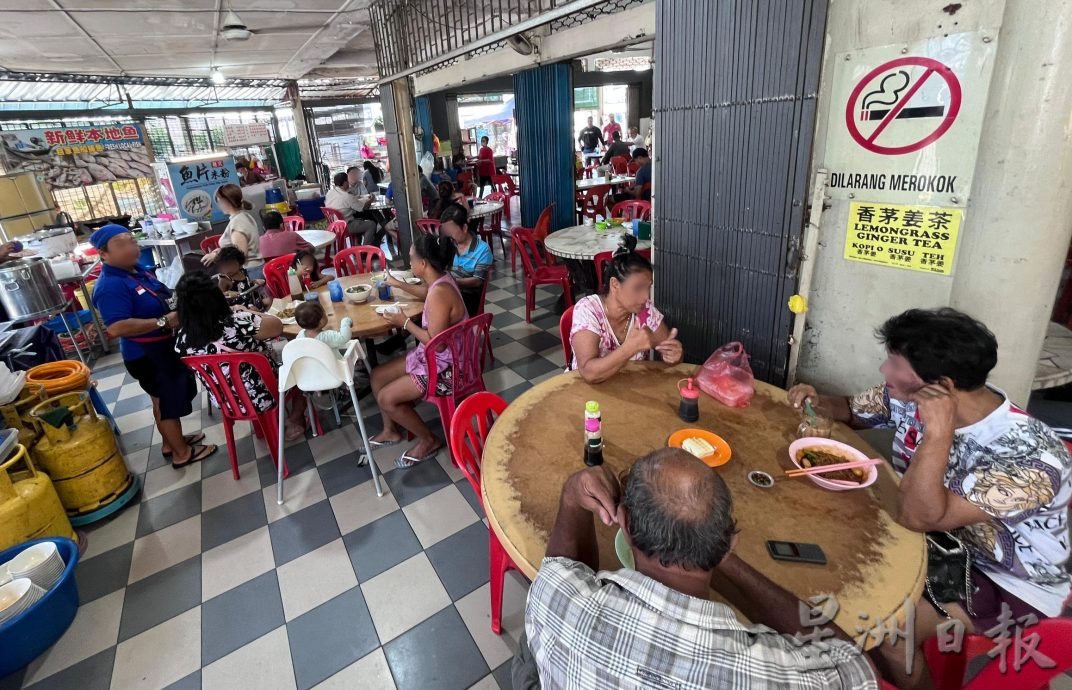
[
  {"left": 678, "top": 378, "right": 700, "bottom": 423},
  {"left": 584, "top": 400, "right": 601, "bottom": 424},
  {"left": 287, "top": 269, "right": 303, "bottom": 299},
  {"left": 584, "top": 417, "right": 604, "bottom": 467}
]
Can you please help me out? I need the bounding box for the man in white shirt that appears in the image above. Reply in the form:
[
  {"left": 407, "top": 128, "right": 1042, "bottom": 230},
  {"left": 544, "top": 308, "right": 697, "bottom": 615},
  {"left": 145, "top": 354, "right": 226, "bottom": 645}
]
[
  {"left": 628, "top": 125, "right": 644, "bottom": 151},
  {"left": 324, "top": 172, "right": 378, "bottom": 246}
]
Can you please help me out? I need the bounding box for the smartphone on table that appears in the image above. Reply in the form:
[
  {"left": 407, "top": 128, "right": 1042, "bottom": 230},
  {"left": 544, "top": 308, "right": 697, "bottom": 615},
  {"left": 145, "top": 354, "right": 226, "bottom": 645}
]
[{"left": 766, "top": 540, "right": 827, "bottom": 565}]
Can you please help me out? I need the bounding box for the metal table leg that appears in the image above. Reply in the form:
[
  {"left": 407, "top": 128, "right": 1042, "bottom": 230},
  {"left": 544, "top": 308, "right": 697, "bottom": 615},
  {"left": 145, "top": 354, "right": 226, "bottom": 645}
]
[
  {"left": 61, "top": 308, "right": 86, "bottom": 365},
  {"left": 80, "top": 280, "right": 110, "bottom": 353}
]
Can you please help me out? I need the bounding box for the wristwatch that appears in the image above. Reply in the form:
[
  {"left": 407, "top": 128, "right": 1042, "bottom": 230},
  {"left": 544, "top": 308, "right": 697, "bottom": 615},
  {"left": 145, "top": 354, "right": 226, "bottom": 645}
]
[{"left": 156, "top": 316, "right": 169, "bottom": 329}]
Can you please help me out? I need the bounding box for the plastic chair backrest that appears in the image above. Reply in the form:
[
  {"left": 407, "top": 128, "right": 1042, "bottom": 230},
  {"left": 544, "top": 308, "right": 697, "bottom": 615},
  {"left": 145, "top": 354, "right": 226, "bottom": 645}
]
[
  {"left": 512, "top": 227, "right": 543, "bottom": 277},
  {"left": 263, "top": 253, "right": 296, "bottom": 299},
  {"left": 560, "top": 305, "right": 575, "bottom": 370},
  {"left": 534, "top": 203, "right": 554, "bottom": 243},
  {"left": 282, "top": 215, "right": 305, "bottom": 232},
  {"left": 610, "top": 155, "right": 629, "bottom": 174},
  {"left": 415, "top": 219, "right": 441, "bottom": 236},
  {"left": 327, "top": 220, "right": 350, "bottom": 255},
  {"left": 473, "top": 267, "right": 492, "bottom": 316},
  {"left": 182, "top": 352, "right": 279, "bottom": 421},
  {"left": 448, "top": 392, "right": 508, "bottom": 503},
  {"left": 578, "top": 186, "right": 611, "bottom": 220},
  {"left": 279, "top": 339, "right": 346, "bottom": 393},
  {"left": 200, "top": 234, "right": 222, "bottom": 254},
  {"left": 334, "top": 246, "right": 386, "bottom": 276},
  {"left": 610, "top": 200, "right": 652, "bottom": 221},
  {"left": 457, "top": 171, "right": 473, "bottom": 186},
  {"left": 627, "top": 161, "right": 640, "bottom": 175},
  {"left": 424, "top": 313, "right": 493, "bottom": 406},
  {"left": 321, "top": 207, "right": 345, "bottom": 223},
  {"left": 925, "top": 618, "right": 1072, "bottom": 690}
]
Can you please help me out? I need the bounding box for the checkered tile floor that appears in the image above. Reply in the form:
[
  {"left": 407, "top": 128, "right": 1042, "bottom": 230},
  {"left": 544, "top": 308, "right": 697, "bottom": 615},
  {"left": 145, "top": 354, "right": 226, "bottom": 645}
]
[{"left": 1, "top": 264, "right": 569, "bottom": 690}]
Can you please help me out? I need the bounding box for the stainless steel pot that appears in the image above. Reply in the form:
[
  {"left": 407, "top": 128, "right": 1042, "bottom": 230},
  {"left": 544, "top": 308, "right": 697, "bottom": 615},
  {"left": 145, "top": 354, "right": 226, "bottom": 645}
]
[{"left": 0, "top": 257, "right": 65, "bottom": 320}]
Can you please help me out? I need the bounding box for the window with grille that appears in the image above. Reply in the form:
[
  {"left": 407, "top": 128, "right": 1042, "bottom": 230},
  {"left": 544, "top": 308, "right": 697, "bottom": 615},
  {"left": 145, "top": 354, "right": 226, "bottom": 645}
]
[{"left": 52, "top": 177, "right": 165, "bottom": 222}]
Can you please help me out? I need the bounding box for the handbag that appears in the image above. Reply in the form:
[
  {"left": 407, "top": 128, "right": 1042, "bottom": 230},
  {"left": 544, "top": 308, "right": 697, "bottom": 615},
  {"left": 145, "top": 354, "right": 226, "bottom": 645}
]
[{"left": 925, "top": 531, "right": 976, "bottom": 618}]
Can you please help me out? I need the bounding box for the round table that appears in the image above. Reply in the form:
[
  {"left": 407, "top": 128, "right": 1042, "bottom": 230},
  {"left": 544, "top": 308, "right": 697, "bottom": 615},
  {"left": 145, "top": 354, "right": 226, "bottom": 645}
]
[
  {"left": 576, "top": 175, "right": 636, "bottom": 191},
  {"left": 544, "top": 225, "right": 652, "bottom": 261},
  {"left": 296, "top": 229, "right": 335, "bottom": 251},
  {"left": 368, "top": 199, "right": 394, "bottom": 211},
  {"left": 468, "top": 200, "right": 504, "bottom": 220},
  {"left": 280, "top": 271, "right": 424, "bottom": 340},
  {"left": 480, "top": 362, "right": 926, "bottom": 639}
]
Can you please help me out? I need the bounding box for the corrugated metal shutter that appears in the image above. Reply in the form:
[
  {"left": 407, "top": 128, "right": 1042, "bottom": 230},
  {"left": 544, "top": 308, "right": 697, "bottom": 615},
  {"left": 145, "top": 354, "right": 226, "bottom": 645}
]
[
  {"left": 653, "top": 0, "right": 827, "bottom": 384},
  {"left": 514, "top": 63, "right": 576, "bottom": 230}
]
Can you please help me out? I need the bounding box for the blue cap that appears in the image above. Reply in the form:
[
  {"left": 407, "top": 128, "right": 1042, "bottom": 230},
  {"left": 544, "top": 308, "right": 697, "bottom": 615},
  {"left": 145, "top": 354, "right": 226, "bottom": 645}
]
[{"left": 90, "top": 224, "right": 130, "bottom": 251}]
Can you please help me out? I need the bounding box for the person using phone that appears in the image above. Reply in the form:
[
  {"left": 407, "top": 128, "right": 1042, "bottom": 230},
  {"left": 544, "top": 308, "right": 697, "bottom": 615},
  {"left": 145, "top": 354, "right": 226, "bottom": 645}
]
[
  {"left": 569, "top": 235, "right": 682, "bottom": 381},
  {"left": 513, "top": 448, "right": 879, "bottom": 690},
  {"left": 788, "top": 308, "right": 1071, "bottom": 688}
]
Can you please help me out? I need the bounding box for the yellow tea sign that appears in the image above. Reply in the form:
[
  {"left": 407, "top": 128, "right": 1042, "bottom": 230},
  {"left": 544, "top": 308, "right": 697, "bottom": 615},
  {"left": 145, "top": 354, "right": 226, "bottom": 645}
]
[{"left": 844, "top": 201, "right": 962, "bottom": 275}]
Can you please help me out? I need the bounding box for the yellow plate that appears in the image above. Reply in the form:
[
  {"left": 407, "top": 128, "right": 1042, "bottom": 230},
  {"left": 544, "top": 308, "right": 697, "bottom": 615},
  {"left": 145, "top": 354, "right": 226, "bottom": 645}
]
[{"left": 667, "top": 428, "right": 732, "bottom": 468}]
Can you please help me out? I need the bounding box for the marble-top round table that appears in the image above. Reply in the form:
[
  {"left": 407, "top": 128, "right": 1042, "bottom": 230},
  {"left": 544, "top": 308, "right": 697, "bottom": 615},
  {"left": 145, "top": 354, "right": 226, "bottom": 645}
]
[{"left": 543, "top": 225, "right": 651, "bottom": 261}]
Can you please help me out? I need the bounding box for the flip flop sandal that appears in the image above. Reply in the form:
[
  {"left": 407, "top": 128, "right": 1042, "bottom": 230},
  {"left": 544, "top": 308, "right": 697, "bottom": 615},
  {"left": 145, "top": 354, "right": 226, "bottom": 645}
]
[
  {"left": 162, "top": 433, "right": 207, "bottom": 459},
  {"left": 171, "top": 443, "right": 217, "bottom": 469},
  {"left": 369, "top": 437, "right": 403, "bottom": 448},
  {"left": 394, "top": 446, "right": 442, "bottom": 470}
]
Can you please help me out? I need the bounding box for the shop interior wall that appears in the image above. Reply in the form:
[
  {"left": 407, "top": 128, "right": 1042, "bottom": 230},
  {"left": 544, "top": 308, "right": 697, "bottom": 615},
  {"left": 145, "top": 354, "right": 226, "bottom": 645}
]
[{"left": 796, "top": 0, "right": 1007, "bottom": 395}]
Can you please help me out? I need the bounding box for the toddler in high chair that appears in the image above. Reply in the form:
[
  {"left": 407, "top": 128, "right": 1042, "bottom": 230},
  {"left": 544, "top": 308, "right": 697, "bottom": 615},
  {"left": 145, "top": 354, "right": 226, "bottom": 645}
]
[{"left": 294, "top": 301, "right": 351, "bottom": 358}]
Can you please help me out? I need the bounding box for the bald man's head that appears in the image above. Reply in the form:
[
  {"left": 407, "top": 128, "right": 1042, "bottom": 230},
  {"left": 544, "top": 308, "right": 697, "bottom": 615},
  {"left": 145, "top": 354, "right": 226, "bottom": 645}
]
[{"left": 623, "top": 448, "right": 737, "bottom": 571}]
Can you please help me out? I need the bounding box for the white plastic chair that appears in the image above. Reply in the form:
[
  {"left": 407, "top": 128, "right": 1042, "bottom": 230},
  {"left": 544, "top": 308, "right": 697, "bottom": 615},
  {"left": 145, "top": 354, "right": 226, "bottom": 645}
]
[{"left": 276, "top": 338, "right": 384, "bottom": 505}]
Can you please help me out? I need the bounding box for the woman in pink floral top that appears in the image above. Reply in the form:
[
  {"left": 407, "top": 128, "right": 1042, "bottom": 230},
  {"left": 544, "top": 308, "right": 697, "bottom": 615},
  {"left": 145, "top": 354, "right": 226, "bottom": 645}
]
[{"left": 570, "top": 236, "right": 683, "bottom": 382}]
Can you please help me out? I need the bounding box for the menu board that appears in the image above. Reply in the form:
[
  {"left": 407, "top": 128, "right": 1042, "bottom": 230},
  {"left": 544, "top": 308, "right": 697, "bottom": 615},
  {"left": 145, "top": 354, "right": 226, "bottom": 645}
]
[
  {"left": 0, "top": 124, "right": 153, "bottom": 190},
  {"left": 222, "top": 122, "right": 271, "bottom": 147},
  {"left": 165, "top": 154, "right": 238, "bottom": 222}
]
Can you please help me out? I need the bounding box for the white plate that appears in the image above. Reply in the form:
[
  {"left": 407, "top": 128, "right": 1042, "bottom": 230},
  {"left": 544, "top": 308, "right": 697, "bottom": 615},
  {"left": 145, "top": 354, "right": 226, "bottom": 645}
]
[
  {"left": 7, "top": 542, "right": 56, "bottom": 573},
  {"left": 280, "top": 317, "right": 296, "bottom": 325}
]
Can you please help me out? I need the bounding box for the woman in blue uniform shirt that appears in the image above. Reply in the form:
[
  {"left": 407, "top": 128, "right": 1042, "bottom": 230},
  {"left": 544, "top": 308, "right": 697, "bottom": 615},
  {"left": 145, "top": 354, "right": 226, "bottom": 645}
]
[{"left": 90, "top": 224, "right": 217, "bottom": 468}]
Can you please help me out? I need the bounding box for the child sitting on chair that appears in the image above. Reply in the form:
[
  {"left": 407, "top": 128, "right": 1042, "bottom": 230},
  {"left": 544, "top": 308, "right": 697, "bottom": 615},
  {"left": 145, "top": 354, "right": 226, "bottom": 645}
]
[
  {"left": 295, "top": 301, "right": 352, "bottom": 358},
  {"left": 292, "top": 250, "right": 331, "bottom": 290},
  {"left": 216, "top": 246, "right": 270, "bottom": 311}
]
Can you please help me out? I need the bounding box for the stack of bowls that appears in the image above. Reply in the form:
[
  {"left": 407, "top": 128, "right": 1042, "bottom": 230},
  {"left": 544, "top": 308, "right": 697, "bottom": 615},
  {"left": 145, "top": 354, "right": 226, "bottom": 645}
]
[
  {"left": 0, "top": 578, "right": 46, "bottom": 624},
  {"left": 5, "top": 542, "right": 64, "bottom": 589}
]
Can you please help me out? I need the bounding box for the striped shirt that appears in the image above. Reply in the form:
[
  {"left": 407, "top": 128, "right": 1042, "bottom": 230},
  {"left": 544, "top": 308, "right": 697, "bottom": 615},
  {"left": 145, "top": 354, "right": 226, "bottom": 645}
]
[{"left": 526, "top": 557, "right": 877, "bottom": 690}]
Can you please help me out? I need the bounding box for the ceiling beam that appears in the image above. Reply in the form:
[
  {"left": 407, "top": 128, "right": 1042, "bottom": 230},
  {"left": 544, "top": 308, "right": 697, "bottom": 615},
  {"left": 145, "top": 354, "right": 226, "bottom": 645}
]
[{"left": 49, "top": 0, "right": 126, "bottom": 76}]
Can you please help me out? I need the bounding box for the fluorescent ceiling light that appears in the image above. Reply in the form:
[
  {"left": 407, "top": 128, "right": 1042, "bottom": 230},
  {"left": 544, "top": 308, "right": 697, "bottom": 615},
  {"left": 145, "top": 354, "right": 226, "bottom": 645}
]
[{"left": 210, "top": 68, "right": 226, "bottom": 85}]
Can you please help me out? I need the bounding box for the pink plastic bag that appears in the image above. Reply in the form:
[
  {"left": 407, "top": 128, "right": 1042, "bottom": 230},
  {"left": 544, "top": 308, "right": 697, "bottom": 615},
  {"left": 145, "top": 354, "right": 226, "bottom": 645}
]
[{"left": 697, "top": 342, "right": 755, "bottom": 407}]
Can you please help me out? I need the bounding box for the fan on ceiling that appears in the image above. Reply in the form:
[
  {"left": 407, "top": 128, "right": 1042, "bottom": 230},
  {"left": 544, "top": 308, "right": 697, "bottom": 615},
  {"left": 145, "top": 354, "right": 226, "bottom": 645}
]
[
  {"left": 506, "top": 30, "right": 542, "bottom": 56},
  {"left": 219, "top": 9, "right": 325, "bottom": 40}
]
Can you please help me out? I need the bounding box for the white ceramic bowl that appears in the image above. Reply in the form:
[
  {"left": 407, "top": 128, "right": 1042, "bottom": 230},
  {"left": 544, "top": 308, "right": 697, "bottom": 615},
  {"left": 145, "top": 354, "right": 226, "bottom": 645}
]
[{"left": 344, "top": 285, "right": 372, "bottom": 304}]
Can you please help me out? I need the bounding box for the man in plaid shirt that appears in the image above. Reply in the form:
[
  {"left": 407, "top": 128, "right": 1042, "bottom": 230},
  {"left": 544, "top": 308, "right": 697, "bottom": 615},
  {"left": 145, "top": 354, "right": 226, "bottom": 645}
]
[{"left": 514, "top": 448, "right": 879, "bottom": 690}]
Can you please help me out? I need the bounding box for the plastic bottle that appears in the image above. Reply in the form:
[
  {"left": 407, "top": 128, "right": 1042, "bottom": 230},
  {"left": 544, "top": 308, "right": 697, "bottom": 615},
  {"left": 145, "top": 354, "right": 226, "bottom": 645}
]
[
  {"left": 287, "top": 268, "right": 303, "bottom": 298},
  {"left": 584, "top": 417, "right": 604, "bottom": 467},
  {"left": 678, "top": 378, "right": 700, "bottom": 423},
  {"left": 584, "top": 400, "right": 601, "bottom": 424}
]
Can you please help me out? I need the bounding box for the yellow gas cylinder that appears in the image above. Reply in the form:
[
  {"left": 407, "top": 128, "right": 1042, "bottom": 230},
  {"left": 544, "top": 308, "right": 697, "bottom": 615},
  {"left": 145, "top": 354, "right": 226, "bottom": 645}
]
[
  {"left": 29, "top": 391, "right": 132, "bottom": 517},
  {"left": 0, "top": 383, "right": 47, "bottom": 449},
  {"left": 0, "top": 444, "right": 75, "bottom": 551}
]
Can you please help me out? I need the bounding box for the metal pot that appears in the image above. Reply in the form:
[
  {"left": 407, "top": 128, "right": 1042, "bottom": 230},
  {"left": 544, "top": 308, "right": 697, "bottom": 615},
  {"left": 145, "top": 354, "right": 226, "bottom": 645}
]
[
  {"left": 0, "top": 258, "right": 65, "bottom": 320},
  {"left": 28, "top": 227, "right": 76, "bottom": 259}
]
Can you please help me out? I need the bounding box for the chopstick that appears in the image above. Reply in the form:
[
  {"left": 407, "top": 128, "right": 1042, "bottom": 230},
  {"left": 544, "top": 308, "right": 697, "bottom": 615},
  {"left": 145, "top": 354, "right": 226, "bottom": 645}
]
[{"left": 785, "top": 458, "right": 882, "bottom": 477}]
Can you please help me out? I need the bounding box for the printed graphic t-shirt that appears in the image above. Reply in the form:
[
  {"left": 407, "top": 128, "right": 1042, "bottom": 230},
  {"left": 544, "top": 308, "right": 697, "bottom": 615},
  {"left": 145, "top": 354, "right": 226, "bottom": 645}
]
[{"left": 849, "top": 384, "right": 1072, "bottom": 615}]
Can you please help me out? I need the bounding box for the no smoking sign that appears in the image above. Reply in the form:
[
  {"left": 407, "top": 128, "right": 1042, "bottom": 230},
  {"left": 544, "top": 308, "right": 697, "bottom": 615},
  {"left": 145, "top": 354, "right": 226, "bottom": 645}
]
[
  {"left": 824, "top": 32, "right": 997, "bottom": 207},
  {"left": 845, "top": 56, "right": 962, "bottom": 156}
]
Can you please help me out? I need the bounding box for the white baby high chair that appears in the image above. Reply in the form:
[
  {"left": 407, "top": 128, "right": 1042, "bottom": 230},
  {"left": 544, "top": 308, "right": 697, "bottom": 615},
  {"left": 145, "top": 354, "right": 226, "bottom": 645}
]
[{"left": 276, "top": 338, "right": 384, "bottom": 504}]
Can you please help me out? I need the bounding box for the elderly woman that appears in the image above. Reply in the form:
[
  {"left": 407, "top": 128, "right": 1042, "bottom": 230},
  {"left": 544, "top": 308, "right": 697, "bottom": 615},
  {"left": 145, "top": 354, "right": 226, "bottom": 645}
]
[
  {"left": 570, "top": 235, "right": 682, "bottom": 383},
  {"left": 90, "top": 224, "right": 216, "bottom": 467},
  {"left": 174, "top": 271, "right": 309, "bottom": 441},
  {"left": 200, "top": 183, "right": 264, "bottom": 279},
  {"left": 390, "top": 203, "right": 492, "bottom": 317},
  {"left": 371, "top": 233, "right": 467, "bottom": 468}
]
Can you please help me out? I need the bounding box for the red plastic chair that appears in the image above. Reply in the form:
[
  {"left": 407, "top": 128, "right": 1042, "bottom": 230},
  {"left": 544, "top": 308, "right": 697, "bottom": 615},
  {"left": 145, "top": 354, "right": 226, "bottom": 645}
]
[
  {"left": 626, "top": 161, "right": 640, "bottom": 175},
  {"left": 200, "top": 234, "right": 222, "bottom": 254},
  {"left": 594, "top": 248, "right": 652, "bottom": 294},
  {"left": 610, "top": 200, "right": 652, "bottom": 221},
  {"left": 480, "top": 192, "right": 509, "bottom": 256},
  {"left": 576, "top": 186, "right": 611, "bottom": 222},
  {"left": 415, "top": 218, "right": 441, "bottom": 236},
  {"left": 321, "top": 207, "right": 345, "bottom": 224},
  {"left": 609, "top": 155, "right": 629, "bottom": 174},
  {"left": 448, "top": 392, "right": 520, "bottom": 634},
  {"left": 923, "top": 618, "right": 1072, "bottom": 690},
  {"left": 263, "top": 253, "right": 296, "bottom": 299},
  {"left": 334, "top": 246, "right": 387, "bottom": 277},
  {"left": 560, "top": 305, "right": 575, "bottom": 370},
  {"left": 513, "top": 228, "right": 573, "bottom": 323},
  {"left": 424, "top": 313, "right": 494, "bottom": 452},
  {"left": 181, "top": 352, "right": 289, "bottom": 481},
  {"left": 282, "top": 215, "right": 305, "bottom": 232},
  {"left": 457, "top": 171, "right": 473, "bottom": 188},
  {"left": 583, "top": 164, "right": 597, "bottom": 179}
]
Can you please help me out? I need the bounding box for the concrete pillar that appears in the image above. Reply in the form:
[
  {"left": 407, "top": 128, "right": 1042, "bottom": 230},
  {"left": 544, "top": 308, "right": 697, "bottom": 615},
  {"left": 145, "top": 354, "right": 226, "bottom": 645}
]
[
  {"left": 285, "top": 81, "right": 318, "bottom": 183},
  {"left": 949, "top": 1, "right": 1072, "bottom": 404},
  {"left": 380, "top": 79, "right": 422, "bottom": 261}
]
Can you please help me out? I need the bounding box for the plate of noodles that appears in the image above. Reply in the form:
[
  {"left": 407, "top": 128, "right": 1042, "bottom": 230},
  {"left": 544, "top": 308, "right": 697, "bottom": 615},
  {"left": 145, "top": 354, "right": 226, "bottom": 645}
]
[{"left": 787, "top": 438, "right": 878, "bottom": 491}]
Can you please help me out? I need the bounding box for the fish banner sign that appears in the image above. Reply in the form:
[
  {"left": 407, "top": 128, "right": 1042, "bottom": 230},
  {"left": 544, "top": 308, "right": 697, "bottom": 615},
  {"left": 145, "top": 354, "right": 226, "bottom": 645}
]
[{"left": 0, "top": 124, "right": 154, "bottom": 189}]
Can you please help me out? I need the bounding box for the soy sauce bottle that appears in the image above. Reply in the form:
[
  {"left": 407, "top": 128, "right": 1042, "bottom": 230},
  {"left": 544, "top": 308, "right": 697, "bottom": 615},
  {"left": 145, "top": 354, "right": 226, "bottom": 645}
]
[
  {"left": 678, "top": 378, "right": 700, "bottom": 423},
  {"left": 584, "top": 417, "right": 604, "bottom": 466}
]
